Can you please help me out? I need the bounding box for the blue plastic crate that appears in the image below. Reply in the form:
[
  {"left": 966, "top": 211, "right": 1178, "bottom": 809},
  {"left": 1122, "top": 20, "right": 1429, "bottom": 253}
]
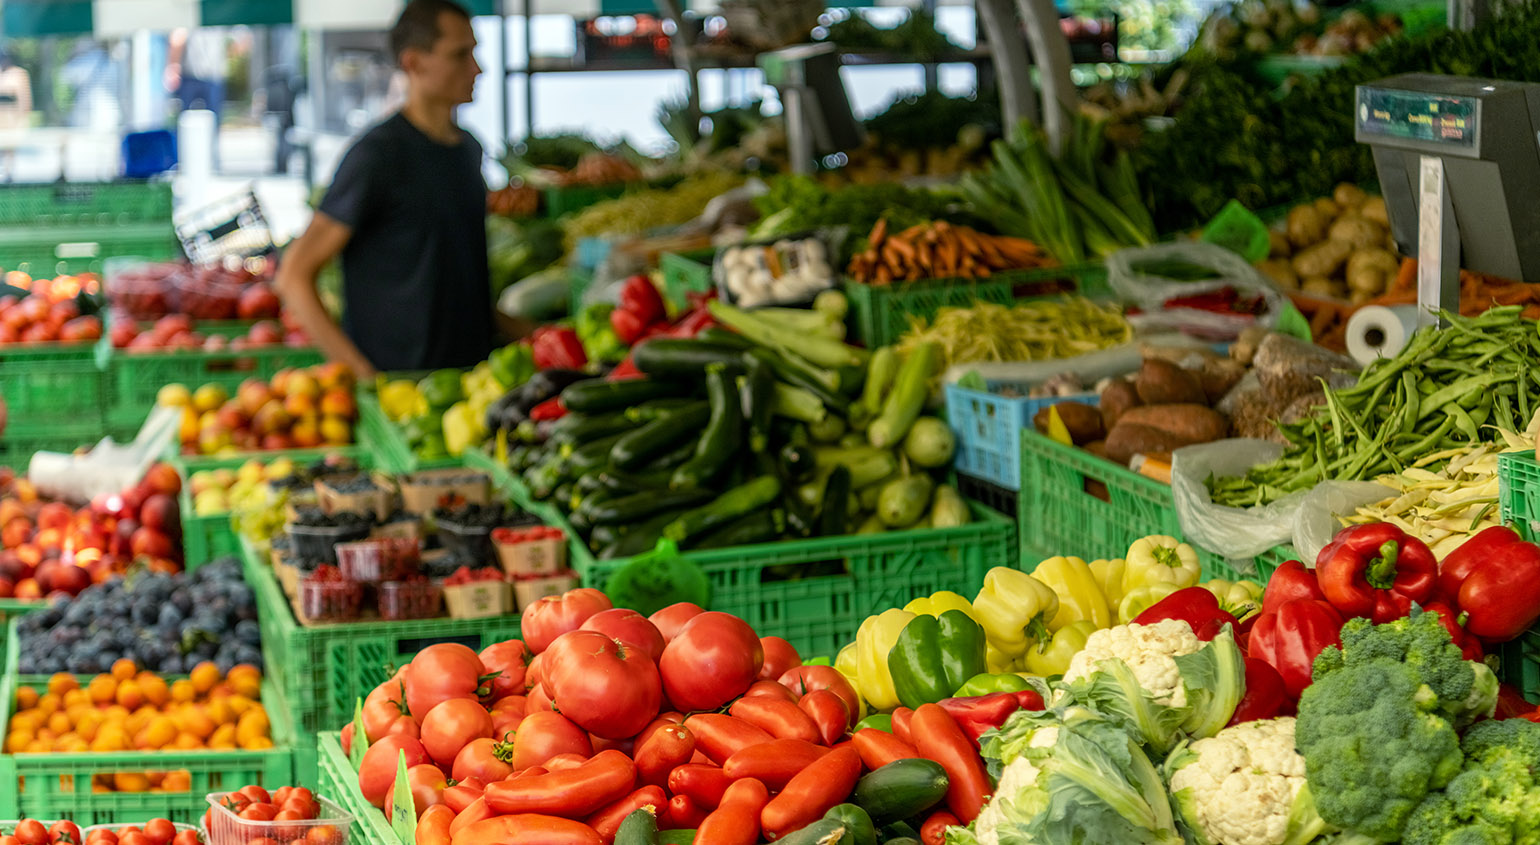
[{"left": 946, "top": 382, "right": 1098, "bottom": 491}]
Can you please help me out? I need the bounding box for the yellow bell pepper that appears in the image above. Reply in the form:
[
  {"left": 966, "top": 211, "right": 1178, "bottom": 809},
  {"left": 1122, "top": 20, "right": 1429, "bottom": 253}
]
[
  {"left": 1121, "top": 535, "right": 1201, "bottom": 595},
  {"left": 904, "top": 591, "right": 979, "bottom": 622},
  {"left": 854, "top": 609, "right": 915, "bottom": 712},
  {"left": 1032, "top": 556, "right": 1112, "bottom": 631},
  {"left": 1089, "top": 558, "right": 1126, "bottom": 610},
  {"left": 441, "top": 401, "right": 486, "bottom": 457},
  {"left": 1024, "top": 619, "right": 1097, "bottom": 677},
  {"left": 1117, "top": 582, "right": 1180, "bottom": 625},
  {"left": 972, "top": 567, "right": 1059, "bottom": 658},
  {"left": 1202, "top": 578, "right": 1265, "bottom": 621},
  {"left": 379, "top": 380, "right": 423, "bottom": 421},
  {"left": 986, "top": 643, "right": 1024, "bottom": 674},
  {"left": 834, "top": 643, "right": 865, "bottom": 717}
]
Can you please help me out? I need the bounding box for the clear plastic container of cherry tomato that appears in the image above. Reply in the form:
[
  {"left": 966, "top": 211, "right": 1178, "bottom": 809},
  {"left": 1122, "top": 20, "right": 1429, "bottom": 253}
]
[
  {"left": 204, "top": 792, "right": 353, "bottom": 845},
  {"left": 298, "top": 578, "right": 363, "bottom": 623},
  {"left": 378, "top": 579, "right": 442, "bottom": 621},
  {"left": 336, "top": 537, "right": 421, "bottom": 583}
]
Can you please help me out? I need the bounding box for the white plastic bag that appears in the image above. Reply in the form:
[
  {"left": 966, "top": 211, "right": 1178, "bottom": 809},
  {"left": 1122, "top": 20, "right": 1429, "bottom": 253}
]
[
  {"left": 1170, "top": 438, "right": 1394, "bottom": 567},
  {"left": 1107, "top": 242, "right": 1287, "bottom": 338}
]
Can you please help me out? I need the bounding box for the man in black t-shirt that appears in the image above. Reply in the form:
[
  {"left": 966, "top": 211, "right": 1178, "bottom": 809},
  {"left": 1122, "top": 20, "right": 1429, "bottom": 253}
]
[{"left": 275, "top": 0, "right": 492, "bottom": 377}]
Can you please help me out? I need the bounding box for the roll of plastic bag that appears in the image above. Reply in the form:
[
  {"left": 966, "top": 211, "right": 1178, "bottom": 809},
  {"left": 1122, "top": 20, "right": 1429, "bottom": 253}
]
[{"left": 1344, "top": 304, "right": 1420, "bottom": 366}]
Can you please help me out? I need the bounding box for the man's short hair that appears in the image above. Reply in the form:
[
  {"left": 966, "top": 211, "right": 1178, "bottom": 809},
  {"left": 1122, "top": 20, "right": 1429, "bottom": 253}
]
[{"left": 390, "top": 0, "right": 471, "bottom": 64}]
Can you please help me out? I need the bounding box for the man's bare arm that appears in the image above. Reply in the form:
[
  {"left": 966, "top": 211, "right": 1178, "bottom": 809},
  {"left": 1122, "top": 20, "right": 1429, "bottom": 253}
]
[{"left": 274, "top": 213, "right": 378, "bottom": 379}]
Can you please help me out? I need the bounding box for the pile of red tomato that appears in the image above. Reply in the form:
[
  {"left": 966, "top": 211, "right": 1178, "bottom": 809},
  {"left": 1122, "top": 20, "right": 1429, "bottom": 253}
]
[
  {"left": 0, "top": 818, "right": 197, "bottom": 845},
  {"left": 343, "top": 588, "right": 988, "bottom": 845}
]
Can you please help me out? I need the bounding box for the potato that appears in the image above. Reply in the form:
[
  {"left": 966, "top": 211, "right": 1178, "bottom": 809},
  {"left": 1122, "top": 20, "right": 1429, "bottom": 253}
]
[
  {"left": 1135, "top": 358, "right": 1206, "bottom": 406},
  {"left": 1346, "top": 247, "right": 1400, "bottom": 295},
  {"left": 1360, "top": 195, "right": 1390, "bottom": 226},
  {"left": 1286, "top": 204, "right": 1329, "bottom": 247},
  {"left": 1257, "top": 258, "right": 1299, "bottom": 290},
  {"left": 1105, "top": 422, "right": 1201, "bottom": 465},
  {"left": 1117, "top": 404, "right": 1230, "bottom": 443},
  {"left": 1301, "top": 275, "right": 1336, "bottom": 296},
  {"left": 1033, "top": 401, "right": 1105, "bottom": 446},
  {"left": 1268, "top": 230, "right": 1293, "bottom": 258},
  {"left": 1200, "top": 358, "right": 1248, "bottom": 403},
  {"left": 1314, "top": 197, "right": 1341, "bottom": 218},
  {"left": 1100, "top": 378, "right": 1142, "bottom": 431},
  {"left": 1292, "top": 239, "right": 1352, "bottom": 278},
  {"left": 1333, "top": 183, "right": 1368, "bottom": 209},
  {"left": 1327, "top": 215, "right": 1384, "bottom": 250}
]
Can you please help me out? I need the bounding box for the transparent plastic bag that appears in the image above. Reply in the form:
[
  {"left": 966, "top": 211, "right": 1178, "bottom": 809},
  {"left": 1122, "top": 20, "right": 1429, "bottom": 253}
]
[
  {"left": 1170, "top": 438, "right": 1393, "bottom": 563},
  {"left": 1107, "top": 242, "right": 1287, "bottom": 338}
]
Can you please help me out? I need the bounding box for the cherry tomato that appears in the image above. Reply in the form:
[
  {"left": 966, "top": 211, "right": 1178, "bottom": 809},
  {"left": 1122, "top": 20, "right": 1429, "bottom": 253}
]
[
  {"left": 47, "top": 820, "right": 81, "bottom": 845},
  {"left": 238, "top": 804, "right": 278, "bottom": 822},
  {"left": 115, "top": 834, "right": 150, "bottom": 845},
  {"left": 238, "top": 784, "right": 272, "bottom": 804},
  {"left": 140, "top": 819, "right": 174, "bottom": 845},
  {"left": 171, "top": 833, "right": 200, "bottom": 845},
  {"left": 306, "top": 825, "right": 343, "bottom": 845},
  {"left": 13, "top": 820, "right": 48, "bottom": 845},
  {"left": 280, "top": 796, "right": 319, "bottom": 819},
  {"left": 0, "top": 835, "right": 20, "bottom": 845}
]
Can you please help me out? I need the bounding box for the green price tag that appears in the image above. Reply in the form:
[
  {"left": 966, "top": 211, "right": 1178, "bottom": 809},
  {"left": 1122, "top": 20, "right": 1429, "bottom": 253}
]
[
  {"left": 389, "top": 749, "right": 417, "bottom": 843},
  {"left": 349, "top": 698, "right": 367, "bottom": 771}
]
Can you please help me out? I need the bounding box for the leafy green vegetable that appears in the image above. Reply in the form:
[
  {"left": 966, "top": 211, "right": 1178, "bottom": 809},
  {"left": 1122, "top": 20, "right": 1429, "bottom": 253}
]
[{"left": 750, "top": 176, "right": 969, "bottom": 260}]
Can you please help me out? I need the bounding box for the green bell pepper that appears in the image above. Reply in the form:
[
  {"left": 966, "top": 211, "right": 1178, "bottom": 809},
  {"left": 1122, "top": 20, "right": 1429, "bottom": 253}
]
[
  {"left": 489, "top": 344, "right": 535, "bottom": 390},
  {"left": 885, "top": 609, "right": 987, "bottom": 709},
  {"left": 953, "top": 672, "right": 1032, "bottom": 697},
  {"left": 419, "top": 369, "right": 465, "bottom": 409},
  {"left": 854, "top": 713, "right": 893, "bottom": 733}
]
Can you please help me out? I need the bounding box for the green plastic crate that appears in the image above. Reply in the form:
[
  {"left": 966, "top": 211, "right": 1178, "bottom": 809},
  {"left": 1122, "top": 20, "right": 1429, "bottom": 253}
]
[
  {"left": 353, "top": 393, "right": 465, "bottom": 474},
  {"left": 317, "top": 732, "right": 397, "bottom": 845},
  {"left": 0, "top": 181, "right": 173, "bottom": 226},
  {"left": 1499, "top": 450, "right": 1540, "bottom": 542},
  {"left": 660, "top": 248, "right": 715, "bottom": 310},
  {"left": 170, "top": 445, "right": 366, "bottom": 477},
  {"left": 0, "top": 342, "right": 106, "bottom": 430},
  {"left": 178, "top": 491, "right": 240, "bottom": 570},
  {"left": 0, "top": 620, "right": 294, "bottom": 826},
  {"left": 243, "top": 541, "right": 521, "bottom": 772},
  {"left": 542, "top": 184, "right": 629, "bottom": 219},
  {"left": 1, "top": 229, "right": 182, "bottom": 277},
  {"left": 1018, "top": 429, "right": 1286, "bottom": 582},
  {"left": 841, "top": 263, "right": 1110, "bottom": 348},
  {"left": 0, "top": 422, "right": 104, "bottom": 473}
]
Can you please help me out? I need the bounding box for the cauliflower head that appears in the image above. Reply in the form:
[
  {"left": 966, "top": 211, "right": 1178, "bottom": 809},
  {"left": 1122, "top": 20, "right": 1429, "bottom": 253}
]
[
  {"left": 1064, "top": 619, "right": 1202, "bottom": 707},
  {"left": 1167, "top": 717, "right": 1329, "bottom": 845}
]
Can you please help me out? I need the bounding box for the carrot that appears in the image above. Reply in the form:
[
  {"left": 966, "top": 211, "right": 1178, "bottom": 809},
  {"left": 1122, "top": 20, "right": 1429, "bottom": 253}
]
[
  {"left": 1392, "top": 257, "right": 1418, "bottom": 292},
  {"left": 868, "top": 218, "right": 888, "bottom": 249},
  {"left": 886, "top": 236, "right": 917, "bottom": 262}
]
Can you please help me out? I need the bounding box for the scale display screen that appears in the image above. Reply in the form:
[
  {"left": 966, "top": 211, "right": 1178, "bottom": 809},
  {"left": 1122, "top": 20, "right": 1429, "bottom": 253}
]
[{"left": 1358, "top": 87, "right": 1477, "bottom": 148}]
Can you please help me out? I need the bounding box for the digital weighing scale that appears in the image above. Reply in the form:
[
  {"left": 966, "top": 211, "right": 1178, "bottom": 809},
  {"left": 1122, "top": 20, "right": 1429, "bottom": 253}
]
[
  {"left": 758, "top": 44, "right": 864, "bottom": 175},
  {"left": 1355, "top": 73, "right": 1540, "bottom": 326}
]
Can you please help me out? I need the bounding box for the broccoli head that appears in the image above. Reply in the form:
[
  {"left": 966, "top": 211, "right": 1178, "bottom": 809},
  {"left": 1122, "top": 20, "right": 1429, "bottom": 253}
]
[
  {"left": 1295, "top": 658, "right": 1463, "bottom": 841},
  {"left": 1312, "top": 609, "right": 1498, "bottom": 729},
  {"left": 1403, "top": 719, "right": 1540, "bottom": 845}
]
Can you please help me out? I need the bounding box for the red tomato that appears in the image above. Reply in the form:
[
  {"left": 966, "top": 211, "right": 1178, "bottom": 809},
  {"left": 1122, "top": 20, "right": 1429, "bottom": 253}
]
[
  {"left": 509, "top": 710, "right": 594, "bottom": 771},
  {"left": 414, "top": 804, "right": 454, "bottom": 845},
  {"left": 521, "top": 587, "right": 612, "bottom": 653},
  {"left": 306, "top": 826, "right": 342, "bottom": 845},
  {"left": 340, "top": 722, "right": 355, "bottom": 756},
  {"left": 140, "top": 820, "right": 174, "bottom": 845},
  {"left": 280, "top": 796, "right": 319, "bottom": 819},
  {"left": 404, "top": 643, "right": 487, "bottom": 718},
  {"left": 490, "top": 695, "right": 528, "bottom": 738},
  {"left": 385, "top": 763, "right": 448, "bottom": 821},
  {"left": 382, "top": 714, "right": 421, "bottom": 742},
  {"left": 238, "top": 804, "right": 278, "bottom": 822},
  {"left": 580, "top": 608, "right": 667, "bottom": 662},
  {"left": 659, "top": 611, "right": 764, "bottom": 711},
  {"left": 361, "top": 680, "right": 409, "bottom": 742},
  {"left": 86, "top": 832, "right": 117, "bottom": 845},
  {"left": 359, "top": 734, "right": 431, "bottom": 807},
  {"left": 172, "top": 832, "right": 200, "bottom": 845},
  {"left": 779, "top": 665, "right": 861, "bottom": 727},
  {"left": 0, "top": 835, "right": 20, "bottom": 845},
  {"left": 648, "top": 602, "right": 704, "bottom": 645},
  {"left": 47, "top": 821, "right": 81, "bottom": 845},
  {"left": 115, "top": 835, "right": 150, "bottom": 845},
  {"left": 742, "top": 679, "right": 799, "bottom": 702},
  {"left": 453, "top": 736, "right": 515, "bottom": 783},
  {"left": 13, "top": 821, "right": 47, "bottom": 845},
  {"left": 238, "top": 785, "right": 273, "bottom": 804},
  {"left": 289, "top": 786, "right": 316, "bottom": 807},
  {"left": 479, "top": 639, "right": 530, "bottom": 701},
  {"left": 758, "top": 636, "right": 802, "bottom": 680},
  {"left": 273, "top": 811, "right": 306, "bottom": 822},
  {"left": 420, "top": 697, "right": 494, "bottom": 769},
  {"left": 544, "top": 629, "right": 662, "bottom": 739}
]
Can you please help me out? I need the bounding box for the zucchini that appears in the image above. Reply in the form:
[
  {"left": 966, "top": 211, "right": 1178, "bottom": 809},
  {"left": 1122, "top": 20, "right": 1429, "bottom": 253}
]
[
  {"left": 878, "top": 475, "right": 935, "bottom": 528},
  {"left": 852, "top": 759, "right": 949, "bottom": 824},
  {"left": 634, "top": 338, "right": 748, "bottom": 379},
  {"left": 688, "top": 508, "right": 781, "bottom": 549},
  {"left": 587, "top": 523, "right": 622, "bottom": 550},
  {"left": 783, "top": 484, "right": 817, "bottom": 538},
  {"left": 567, "top": 432, "right": 630, "bottom": 473},
  {"left": 868, "top": 343, "right": 937, "bottom": 449},
  {"left": 610, "top": 404, "right": 712, "bottom": 471},
  {"left": 881, "top": 822, "right": 920, "bottom": 839},
  {"left": 672, "top": 363, "right": 743, "bottom": 489},
  {"left": 575, "top": 472, "right": 608, "bottom": 496},
  {"left": 819, "top": 466, "right": 851, "bottom": 537},
  {"left": 780, "top": 443, "right": 816, "bottom": 481},
  {"left": 862, "top": 346, "right": 899, "bottom": 416},
  {"left": 626, "top": 397, "right": 704, "bottom": 420},
  {"left": 597, "top": 468, "right": 674, "bottom": 494},
  {"left": 664, "top": 476, "right": 783, "bottom": 543},
  {"left": 809, "top": 414, "right": 847, "bottom": 443},
  {"left": 695, "top": 326, "right": 753, "bottom": 349},
  {"left": 742, "top": 354, "right": 775, "bottom": 453},
  {"left": 640, "top": 435, "right": 701, "bottom": 472},
  {"left": 597, "top": 509, "right": 688, "bottom": 559},
  {"left": 774, "top": 819, "right": 847, "bottom": 845},
  {"left": 562, "top": 378, "right": 686, "bottom": 413},
  {"left": 548, "top": 411, "right": 634, "bottom": 446},
  {"left": 587, "top": 488, "right": 715, "bottom": 527},
  {"left": 746, "top": 348, "right": 850, "bottom": 413},
  {"left": 884, "top": 839, "right": 920, "bottom": 845},
  {"left": 823, "top": 804, "right": 876, "bottom": 845},
  {"left": 614, "top": 808, "right": 660, "bottom": 845}
]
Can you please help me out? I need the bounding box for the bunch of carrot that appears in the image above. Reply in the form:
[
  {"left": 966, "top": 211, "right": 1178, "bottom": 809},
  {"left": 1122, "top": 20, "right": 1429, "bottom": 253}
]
[{"left": 846, "top": 219, "right": 1055, "bottom": 286}]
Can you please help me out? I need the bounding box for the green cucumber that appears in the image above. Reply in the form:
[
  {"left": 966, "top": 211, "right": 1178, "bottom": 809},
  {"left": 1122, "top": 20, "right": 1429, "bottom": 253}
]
[
  {"left": 640, "top": 436, "right": 701, "bottom": 472},
  {"left": 587, "top": 523, "right": 621, "bottom": 550},
  {"left": 548, "top": 411, "right": 634, "bottom": 446},
  {"left": 880, "top": 821, "right": 920, "bottom": 841},
  {"left": 626, "top": 397, "right": 704, "bottom": 420},
  {"left": 746, "top": 347, "right": 850, "bottom": 412},
  {"left": 695, "top": 326, "right": 754, "bottom": 349},
  {"left": 610, "top": 404, "right": 713, "bottom": 471},
  {"left": 562, "top": 378, "right": 687, "bottom": 413},
  {"left": 598, "top": 509, "right": 687, "bottom": 559},
  {"left": 824, "top": 804, "right": 876, "bottom": 845},
  {"left": 743, "top": 354, "right": 775, "bottom": 453},
  {"left": 634, "top": 338, "right": 748, "bottom": 379},
  {"left": 688, "top": 508, "right": 781, "bottom": 549},
  {"left": 819, "top": 466, "right": 852, "bottom": 537},
  {"left": 596, "top": 468, "right": 674, "bottom": 494},
  {"left": 615, "top": 808, "right": 660, "bottom": 845},
  {"left": 664, "top": 476, "right": 783, "bottom": 543},
  {"left": 774, "top": 819, "right": 847, "bottom": 845},
  {"left": 567, "top": 432, "right": 630, "bottom": 473},
  {"left": 809, "top": 414, "right": 847, "bottom": 443},
  {"left": 672, "top": 363, "right": 743, "bottom": 489},
  {"left": 852, "top": 759, "right": 949, "bottom": 824},
  {"left": 587, "top": 488, "right": 716, "bottom": 526}
]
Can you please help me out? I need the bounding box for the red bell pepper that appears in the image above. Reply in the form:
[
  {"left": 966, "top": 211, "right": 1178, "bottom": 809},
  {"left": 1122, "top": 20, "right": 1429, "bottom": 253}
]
[
  {"left": 1133, "top": 587, "right": 1239, "bottom": 641},
  {"left": 666, "top": 302, "right": 716, "bottom": 338},
  {"left": 1315, "top": 522, "right": 1438, "bottom": 623},
  {"left": 531, "top": 326, "right": 588, "bottom": 371},
  {"left": 610, "top": 307, "right": 651, "bottom": 346},
  {"left": 1423, "top": 601, "right": 1484, "bottom": 662},
  {"left": 1227, "top": 657, "right": 1292, "bottom": 726},
  {"left": 1438, "top": 525, "right": 1540, "bottom": 642},
  {"left": 528, "top": 396, "right": 567, "bottom": 422},
  {"left": 607, "top": 355, "right": 642, "bottom": 381},
  {"left": 936, "top": 690, "right": 1045, "bottom": 745},
  {"left": 1260, "top": 559, "right": 1326, "bottom": 617},
  {"left": 619, "top": 275, "right": 666, "bottom": 326},
  {"left": 1496, "top": 683, "right": 1537, "bottom": 719},
  {"left": 1248, "top": 598, "right": 1343, "bottom": 699}
]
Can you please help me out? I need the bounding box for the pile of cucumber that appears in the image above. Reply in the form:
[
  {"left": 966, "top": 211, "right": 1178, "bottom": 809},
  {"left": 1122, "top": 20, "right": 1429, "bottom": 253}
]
[{"left": 503, "top": 320, "right": 966, "bottom": 561}]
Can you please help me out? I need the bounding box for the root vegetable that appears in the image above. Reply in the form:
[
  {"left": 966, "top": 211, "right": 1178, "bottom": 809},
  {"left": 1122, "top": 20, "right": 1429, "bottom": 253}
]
[
  {"left": 1135, "top": 358, "right": 1206, "bottom": 405},
  {"left": 1286, "top": 205, "right": 1329, "bottom": 247},
  {"left": 1292, "top": 239, "right": 1353, "bottom": 278},
  {"left": 1105, "top": 422, "right": 1201, "bottom": 465},
  {"left": 1302, "top": 276, "right": 1336, "bottom": 296},
  {"left": 1257, "top": 258, "right": 1299, "bottom": 290},
  {"left": 1100, "top": 378, "right": 1142, "bottom": 431},
  {"left": 1327, "top": 215, "right": 1384, "bottom": 250},
  {"left": 1333, "top": 183, "right": 1368, "bottom": 209},
  {"left": 1116, "top": 403, "right": 1229, "bottom": 443},
  {"left": 1360, "top": 196, "right": 1390, "bottom": 226},
  {"left": 1034, "top": 402, "right": 1106, "bottom": 445},
  {"left": 1268, "top": 231, "right": 1293, "bottom": 258},
  {"left": 1347, "top": 248, "right": 1400, "bottom": 295}
]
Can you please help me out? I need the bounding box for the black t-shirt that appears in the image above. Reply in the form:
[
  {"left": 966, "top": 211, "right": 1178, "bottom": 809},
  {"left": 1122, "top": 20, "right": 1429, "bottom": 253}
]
[{"left": 319, "top": 113, "right": 493, "bottom": 371}]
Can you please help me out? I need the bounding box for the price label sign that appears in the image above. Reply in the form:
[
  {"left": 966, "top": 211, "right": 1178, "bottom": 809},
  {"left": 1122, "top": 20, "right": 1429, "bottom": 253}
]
[
  {"left": 349, "top": 699, "right": 368, "bottom": 771},
  {"left": 389, "top": 749, "right": 417, "bottom": 843}
]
